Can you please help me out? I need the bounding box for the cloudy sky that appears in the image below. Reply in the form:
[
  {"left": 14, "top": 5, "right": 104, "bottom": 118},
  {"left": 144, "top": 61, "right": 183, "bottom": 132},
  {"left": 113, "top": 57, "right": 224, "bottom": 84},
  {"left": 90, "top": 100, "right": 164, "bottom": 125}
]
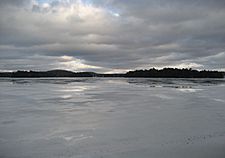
[{"left": 0, "top": 0, "right": 225, "bottom": 73}]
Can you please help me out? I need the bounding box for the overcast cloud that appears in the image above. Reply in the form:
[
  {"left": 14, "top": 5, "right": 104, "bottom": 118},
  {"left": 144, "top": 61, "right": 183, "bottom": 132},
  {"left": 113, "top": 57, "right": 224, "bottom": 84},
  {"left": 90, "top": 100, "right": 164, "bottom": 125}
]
[{"left": 0, "top": 0, "right": 225, "bottom": 72}]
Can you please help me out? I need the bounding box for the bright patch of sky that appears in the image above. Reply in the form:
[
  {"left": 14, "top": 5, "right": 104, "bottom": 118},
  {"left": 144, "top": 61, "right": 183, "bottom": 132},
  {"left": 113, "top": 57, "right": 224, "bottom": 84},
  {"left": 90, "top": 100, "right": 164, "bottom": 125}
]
[
  {"left": 37, "top": 0, "right": 94, "bottom": 5},
  {"left": 36, "top": 0, "right": 52, "bottom": 3},
  {"left": 35, "top": 0, "right": 120, "bottom": 16}
]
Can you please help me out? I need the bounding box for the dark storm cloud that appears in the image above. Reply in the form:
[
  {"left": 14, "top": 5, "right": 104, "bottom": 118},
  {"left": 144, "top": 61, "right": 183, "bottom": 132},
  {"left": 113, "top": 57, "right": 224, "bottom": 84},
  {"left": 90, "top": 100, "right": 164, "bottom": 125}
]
[{"left": 0, "top": 0, "right": 225, "bottom": 72}]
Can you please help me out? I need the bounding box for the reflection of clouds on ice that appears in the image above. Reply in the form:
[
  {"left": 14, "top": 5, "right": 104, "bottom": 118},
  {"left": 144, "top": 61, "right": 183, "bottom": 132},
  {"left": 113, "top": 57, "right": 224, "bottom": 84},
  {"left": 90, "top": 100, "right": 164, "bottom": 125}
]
[
  {"left": 60, "top": 95, "right": 72, "bottom": 99},
  {"left": 213, "top": 98, "right": 225, "bottom": 103},
  {"left": 126, "top": 78, "right": 225, "bottom": 88},
  {"left": 1, "top": 78, "right": 225, "bottom": 158},
  {"left": 154, "top": 94, "right": 173, "bottom": 100},
  {"left": 63, "top": 136, "right": 74, "bottom": 141},
  {"left": 57, "top": 85, "right": 95, "bottom": 92},
  {"left": 177, "top": 88, "right": 203, "bottom": 93},
  {"left": 105, "top": 79, "right": 129, "bottom": 85},
  {"left": 63, "top": 134, "right": 93, "bottom": 142}
]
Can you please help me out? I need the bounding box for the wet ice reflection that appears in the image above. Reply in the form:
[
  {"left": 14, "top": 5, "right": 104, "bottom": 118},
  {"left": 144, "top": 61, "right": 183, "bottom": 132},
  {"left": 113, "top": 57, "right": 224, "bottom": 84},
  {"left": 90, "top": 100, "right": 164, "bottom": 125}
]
[{"left": 0, "top": 78, "right": 225, "bottom": 158}]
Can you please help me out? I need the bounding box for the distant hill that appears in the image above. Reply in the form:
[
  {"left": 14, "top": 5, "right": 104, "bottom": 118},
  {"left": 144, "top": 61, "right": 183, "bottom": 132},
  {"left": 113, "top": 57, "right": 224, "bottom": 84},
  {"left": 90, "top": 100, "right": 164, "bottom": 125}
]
[
  {"left": 0, "top": 70, "right": 97, "bottom": 78},
  {"left": 0, "top": 68, "right": 224, "bottom": 78}
]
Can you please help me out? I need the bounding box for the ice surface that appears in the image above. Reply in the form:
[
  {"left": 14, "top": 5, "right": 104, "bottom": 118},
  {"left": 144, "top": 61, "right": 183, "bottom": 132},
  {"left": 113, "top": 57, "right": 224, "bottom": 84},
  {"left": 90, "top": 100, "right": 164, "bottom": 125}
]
[{"left": 0, "top": 78, "right": 225, "bottom": 158}]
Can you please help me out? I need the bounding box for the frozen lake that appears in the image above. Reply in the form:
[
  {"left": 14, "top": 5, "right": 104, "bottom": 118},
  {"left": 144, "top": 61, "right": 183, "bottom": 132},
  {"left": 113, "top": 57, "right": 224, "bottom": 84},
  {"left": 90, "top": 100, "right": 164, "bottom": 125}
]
[{"left": 0, "top": 78, "right": 225, "bottom": 158}]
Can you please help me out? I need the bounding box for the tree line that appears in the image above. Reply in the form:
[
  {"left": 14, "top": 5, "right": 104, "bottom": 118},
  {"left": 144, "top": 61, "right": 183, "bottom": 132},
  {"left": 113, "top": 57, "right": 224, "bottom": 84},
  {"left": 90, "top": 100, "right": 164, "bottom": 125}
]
[{"left": 0, "top": 68, "right": 224, "bottom": 78}]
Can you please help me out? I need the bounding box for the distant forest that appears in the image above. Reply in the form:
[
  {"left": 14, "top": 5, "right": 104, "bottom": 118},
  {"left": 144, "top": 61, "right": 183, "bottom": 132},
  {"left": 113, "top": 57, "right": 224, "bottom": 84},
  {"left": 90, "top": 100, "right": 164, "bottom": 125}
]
[
  {"left": 0, "top": 68, "right": 224, "bottom": 78},
  {"left": 126, "top": 68, "right": 224, "bottom": 78}
]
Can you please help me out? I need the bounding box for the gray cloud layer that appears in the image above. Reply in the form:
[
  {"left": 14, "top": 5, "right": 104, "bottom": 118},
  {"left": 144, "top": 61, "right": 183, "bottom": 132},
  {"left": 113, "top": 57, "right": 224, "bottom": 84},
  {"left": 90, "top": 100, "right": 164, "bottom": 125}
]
[{"left": 0, "top": 0, "right": 225, "bottom": 72}]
